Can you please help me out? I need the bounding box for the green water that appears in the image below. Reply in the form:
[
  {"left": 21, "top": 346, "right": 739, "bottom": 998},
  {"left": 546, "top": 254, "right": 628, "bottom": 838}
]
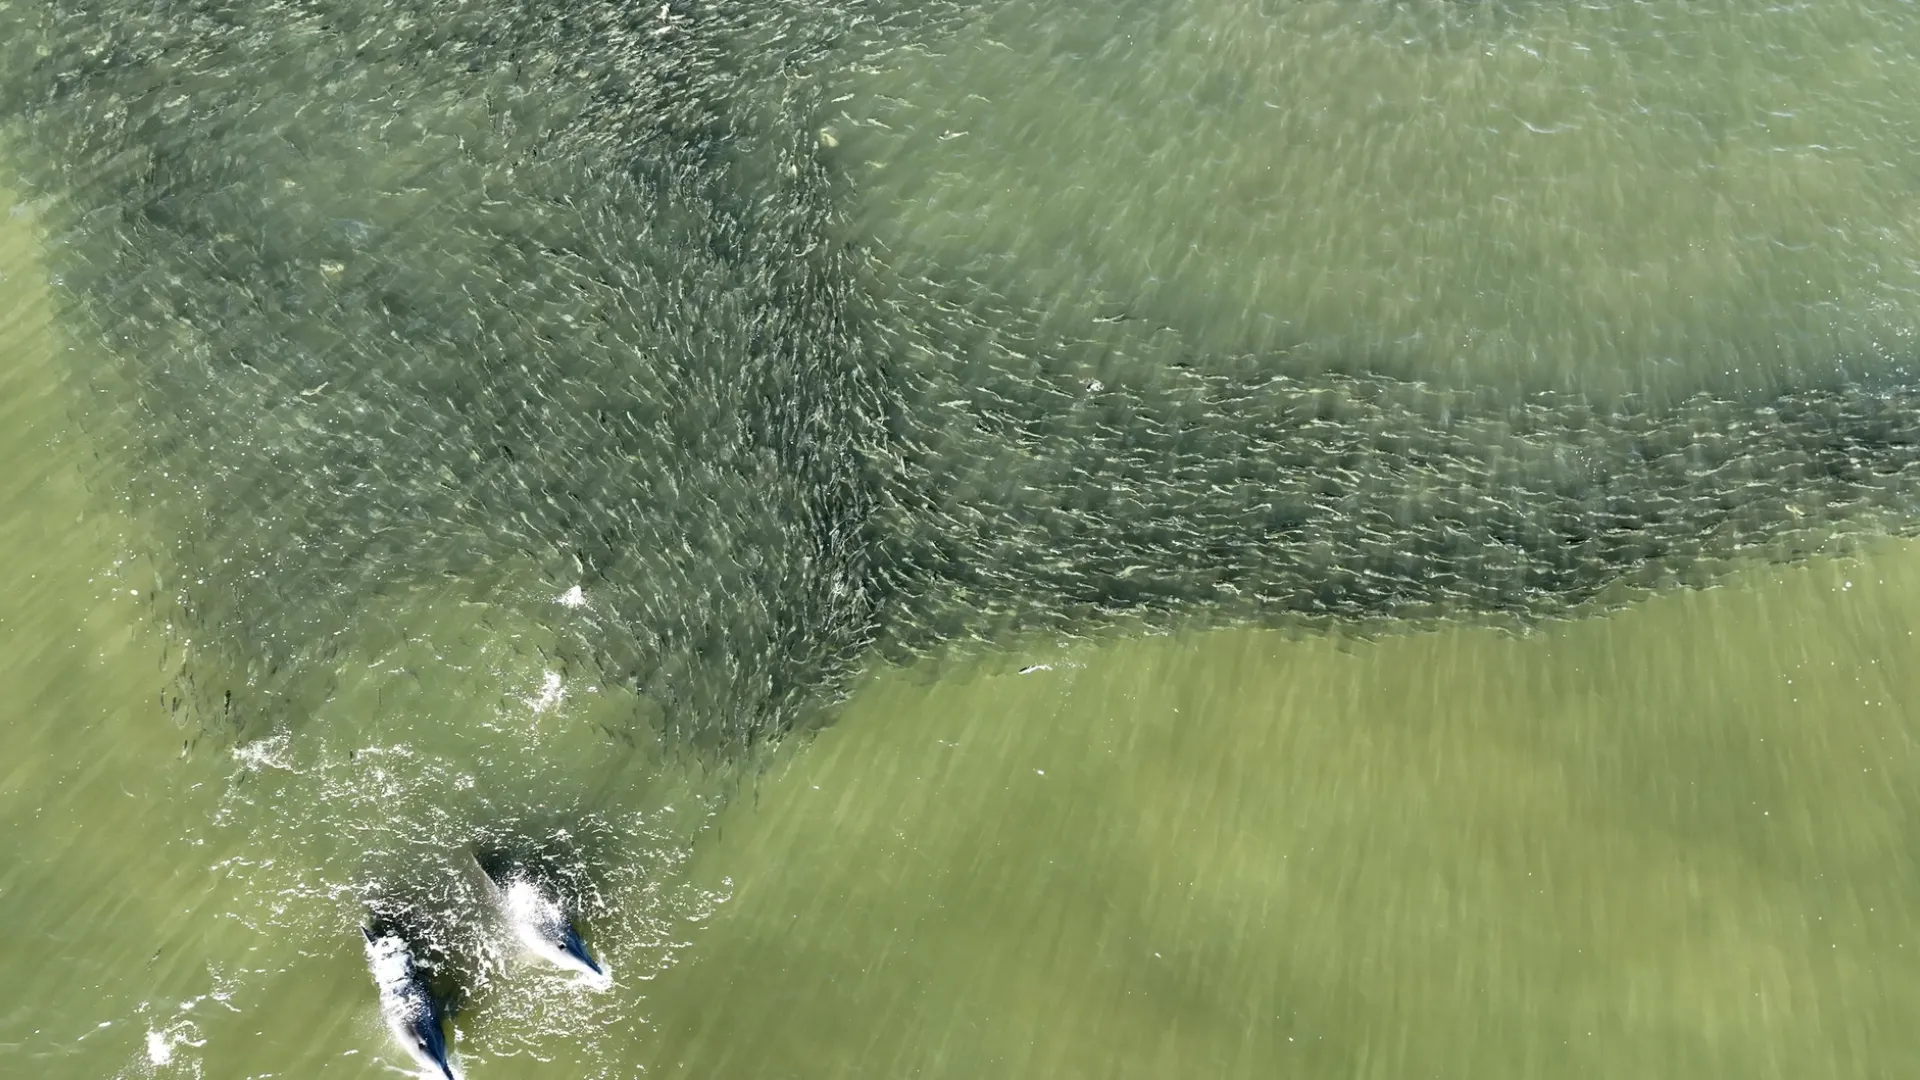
[
  {"left": 7, "top": 0, "right": 1920, "bottom": 1076},
  {"left": 835, "top": 0, "right": 1920, "bottom": 400}
]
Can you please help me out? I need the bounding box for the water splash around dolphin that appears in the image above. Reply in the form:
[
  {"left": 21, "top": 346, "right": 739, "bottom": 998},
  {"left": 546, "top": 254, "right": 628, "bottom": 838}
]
[
  {"left": 363, "top": 921, "right": 461, "bottom": 1080},
  {"left": 474, "top": 848, "right": 614, "bottom": 989}
]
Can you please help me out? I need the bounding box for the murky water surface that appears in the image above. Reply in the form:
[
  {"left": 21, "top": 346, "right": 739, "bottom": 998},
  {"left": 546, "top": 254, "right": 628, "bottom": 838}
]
[{"left": 5, "top": 1, "right": 1920, "bottom": 1077}]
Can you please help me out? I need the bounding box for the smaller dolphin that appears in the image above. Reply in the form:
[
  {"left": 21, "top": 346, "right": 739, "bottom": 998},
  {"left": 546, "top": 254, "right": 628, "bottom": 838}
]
[
  {"left": 474, "top": 853, "right": 612, "bottom": 988},
  {"left": 362, "top": 923, "right": 460, "bottom": 1080}
]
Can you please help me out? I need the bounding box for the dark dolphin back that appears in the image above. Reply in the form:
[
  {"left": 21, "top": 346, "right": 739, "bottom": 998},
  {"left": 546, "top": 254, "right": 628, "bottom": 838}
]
[
  {"left": 416, "top": 991, "right": 456, "bottom": 1080},
  {"left": 559, "top": 923, "right": 605, "bottom": 976}
]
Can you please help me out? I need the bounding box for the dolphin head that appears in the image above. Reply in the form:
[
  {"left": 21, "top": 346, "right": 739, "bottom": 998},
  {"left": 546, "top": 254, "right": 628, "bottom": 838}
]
[
  {"left": 558, "top": 922, "right": 605, "bottom": 978},
  {"left": 491, "top": 873, "right": 612, "bottom": 986}
]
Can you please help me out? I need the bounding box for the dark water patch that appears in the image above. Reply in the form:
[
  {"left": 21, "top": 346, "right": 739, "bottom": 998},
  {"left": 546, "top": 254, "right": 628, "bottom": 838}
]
[
  {"left": 6, "top": 0, "right": 1920, "bottom": 755},
  {"left": 861, "top": 270, "right": 1920, "bottom": 656},
  {"left": 1, "top": 0, "right": 892, "bottom": 756}
]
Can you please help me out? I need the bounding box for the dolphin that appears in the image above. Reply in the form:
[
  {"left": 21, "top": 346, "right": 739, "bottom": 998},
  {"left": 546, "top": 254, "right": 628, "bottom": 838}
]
[
  {"left": 473, "top": 854, "right": 612, "bottom": 988},
  {"left": 361, "top": 924, "right": 460, "bottom": 1080}
]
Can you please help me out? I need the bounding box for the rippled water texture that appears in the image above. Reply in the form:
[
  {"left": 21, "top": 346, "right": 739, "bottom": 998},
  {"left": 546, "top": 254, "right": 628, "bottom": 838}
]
[
  {"left": 836, "top": 0, "right": 1920, "bottom": 397},
  {"left": 5, "top": 0, "right": 1920, "bottom": 1076}
]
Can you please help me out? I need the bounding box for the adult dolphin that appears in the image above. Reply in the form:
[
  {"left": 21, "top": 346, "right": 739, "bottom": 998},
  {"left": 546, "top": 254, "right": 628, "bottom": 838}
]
[{"left": 362, "top": 922, "right": 460, "bottom": 1080}]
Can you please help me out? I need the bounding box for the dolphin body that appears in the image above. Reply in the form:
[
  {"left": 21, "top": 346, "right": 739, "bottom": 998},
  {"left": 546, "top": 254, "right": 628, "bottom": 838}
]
[
  {"left": 474, "top": 854, "right": 612, "bottom": 988},
  {"left": 362, "top": 925, "right": 460, "bottom": 1080}
]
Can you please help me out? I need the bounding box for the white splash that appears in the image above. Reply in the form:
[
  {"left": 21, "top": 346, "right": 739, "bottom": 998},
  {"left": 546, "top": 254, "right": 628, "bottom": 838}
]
[
  {"left": 143, "top": 1024, "right": 202, "bottom": 1068},
  {"left": 131, "top": 1019, "right": 204, "bottom": 1078},
  {"left": 363, "top": 934, "right": 418, "bottom": 1005},
  {"left": 363, "top": 933, "right": 461, "bottom": 1080},
  {"left": 525, "top": 670, "right": 567, "bottom": 714},
  {"left": 231, "top": 733, "right": 292, "bottom": 770},
  {"left": 498, "top": 877, "right": 613, "bottom": 990},
  {"left": 556, "top": 585, "right": 588, "bottom": 609}
]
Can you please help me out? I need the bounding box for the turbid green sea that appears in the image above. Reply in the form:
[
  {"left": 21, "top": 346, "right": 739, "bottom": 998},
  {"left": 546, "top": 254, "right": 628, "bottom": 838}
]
[{"left": 6, "top": 0, "right": 1920, "bottom": 1077}]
